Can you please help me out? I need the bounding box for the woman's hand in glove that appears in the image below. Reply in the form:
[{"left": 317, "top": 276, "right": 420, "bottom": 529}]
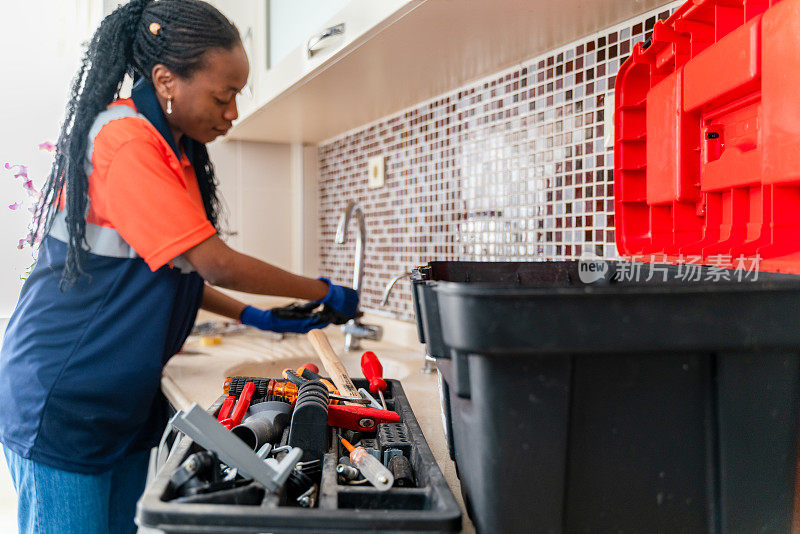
[
  {"left": 317, "top": 277, "right": 359, "bottom": 319},
  {"left": 240, "top": 305, "right": 329, "bottom": 334}
]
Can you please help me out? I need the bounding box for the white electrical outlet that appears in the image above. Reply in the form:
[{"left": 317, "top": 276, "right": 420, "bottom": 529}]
[{"left": 367, "top": 156, "right": 385, "bottom": 189}]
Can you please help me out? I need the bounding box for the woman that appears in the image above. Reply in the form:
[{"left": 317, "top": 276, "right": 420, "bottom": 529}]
[{"left": 0, "top": 1, "right": 357, "bottom": 532}]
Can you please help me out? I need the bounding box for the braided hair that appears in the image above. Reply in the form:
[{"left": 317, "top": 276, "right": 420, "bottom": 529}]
[{"left": 33, "top": 0, "right": 240, "bottom": 289}]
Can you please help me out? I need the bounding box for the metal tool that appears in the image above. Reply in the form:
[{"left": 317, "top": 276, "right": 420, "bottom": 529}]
[
  {"left": 328, "top": 404, "right": 400, "bottom": 432},
  {"left": 330, "top": 393, "right": 370, "bottom": 405},
  {"left": 336, "top": 463, "right": 360, "bottom": 482},
  {"left": 171, "top": 403, "right": 302, "bottom": 492},
  {"left": 357, "top": 387, "right": 383, "bottom": 409},
  {"left": 285, "top": 469, "right": 316, "bottom": 506},
  {"left": 256, "top": 443, "right": 272, "bottom": 460},
  {"left": 360, "top": 351, "right": 388, "bottom": 409},
  {"left": 192, "top": 320, "right": 248, "bottom": 337},
  {"left": 296, "top": 484, "right": 318, "bottom": 508},
  {"left": 307, "top": 329, "right": 362, "bottom": 404},
  {"left": 340, "top": 438, "right": 394, "bottom": 491}
]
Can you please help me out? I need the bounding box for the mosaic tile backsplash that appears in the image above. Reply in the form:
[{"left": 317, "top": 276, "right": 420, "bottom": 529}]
[{"left": 319, "top": 2, "right": 679, "bottom": 322}]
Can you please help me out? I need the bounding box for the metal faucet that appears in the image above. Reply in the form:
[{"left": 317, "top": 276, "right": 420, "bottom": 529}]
[
  {"left": 381, "top": 271, "right": 436, "bottom": 374},
  {"left": 380, "top": 271, "right": 412, "bottom": 306},
  {"left": 335, "top": 200, "right": 382, "bottom": 351}
]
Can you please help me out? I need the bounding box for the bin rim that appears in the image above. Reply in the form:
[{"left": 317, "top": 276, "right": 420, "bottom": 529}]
[{"left": 431, "top": 277, "right": 800, "bottom": 297}]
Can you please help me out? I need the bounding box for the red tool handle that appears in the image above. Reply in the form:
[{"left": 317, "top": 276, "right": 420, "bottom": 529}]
[
  {"left": 360, "top": 351, "right": 387, "bottom": 394},
  {"left": 298, "top": 362, "right": 319, "bottom": 375},
  {"left": 328, "top": 404, "right": 400, "bottom": 432},
  {"left": 217, "top": 395, "right": 236, "bottom": 422},
  {"left": 225, "top": 381, "right": 255, "bottom": 429}
]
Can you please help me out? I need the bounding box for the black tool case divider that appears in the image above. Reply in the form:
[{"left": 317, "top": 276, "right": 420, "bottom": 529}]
[
  {"left": 136, "top": 379, "right": 462, "bottom": 533},
  {"left": 411, "top": 260, "right": 800, "bottom": 534}
]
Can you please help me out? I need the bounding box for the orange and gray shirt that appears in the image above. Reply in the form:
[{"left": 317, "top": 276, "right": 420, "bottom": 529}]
[{"left": 0, "top": 78, "right": 216, "bottom": 473}]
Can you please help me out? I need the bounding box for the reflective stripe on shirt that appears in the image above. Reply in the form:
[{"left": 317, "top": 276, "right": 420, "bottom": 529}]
[{"left": 50, "top": 105, "right": 196, "bottom": 273}]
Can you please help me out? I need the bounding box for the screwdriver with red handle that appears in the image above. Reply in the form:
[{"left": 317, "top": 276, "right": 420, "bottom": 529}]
[{"left": 360, "top": 351, "right": 387, "bottom": 410}]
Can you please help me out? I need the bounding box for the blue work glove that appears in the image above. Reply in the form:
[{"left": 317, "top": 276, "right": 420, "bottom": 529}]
[
  {"left": 240, "top": 305, "right": 329, "bottom": 334},
  {"left": 317, "top": 277, "right": 359, "bottom": 319}
]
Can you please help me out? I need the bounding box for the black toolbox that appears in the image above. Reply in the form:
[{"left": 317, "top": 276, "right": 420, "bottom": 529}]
[
  {"left": 412, "top": 260, "right": 800, "bottom": 533},
  {"left": 137, "top": 379, "right": 462, "bottom": 533}
]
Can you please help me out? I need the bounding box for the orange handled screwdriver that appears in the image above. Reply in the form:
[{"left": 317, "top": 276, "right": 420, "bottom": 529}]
[{"left": 360, "top": 351, "right": 387, "bottom": 410}]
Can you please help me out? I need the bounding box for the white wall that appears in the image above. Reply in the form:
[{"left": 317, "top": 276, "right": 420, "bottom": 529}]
[
  {"left": 205, "top": 139, "right": 322, "bottom": 306},
  {"left": 208, "top": 140, "right": 294, "bottom": 270},
  {"left": 299, "top": 144, "right": 321, "bottom": 277},
  {"left": 0, "top": 1, "right": 104, "bottom": 317}
]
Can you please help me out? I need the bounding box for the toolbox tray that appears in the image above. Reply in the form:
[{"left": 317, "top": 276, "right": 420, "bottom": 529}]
[
  {"left": 412, "top": 260, "right": 800, "bottom": 533},
  {"left": 136, "top": 379, "right": 462, "bottom": 533}
]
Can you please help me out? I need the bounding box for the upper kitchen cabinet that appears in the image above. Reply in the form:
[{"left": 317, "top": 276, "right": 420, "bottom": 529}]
[
  {"left": 221, "top": 0, "right": 675, "bottom": 144},
  {"left": 211, "top": 0, "right": 411, "bottom": 138},
  {"left": 267, "top": 0, "right": 350, "bottom": 68},
  {"left": 207, "top": 0, "right": 265, "bottom": 117}
]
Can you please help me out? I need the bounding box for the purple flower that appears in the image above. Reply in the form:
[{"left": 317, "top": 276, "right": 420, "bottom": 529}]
[
  {"left": 9, "top": 202, "right": 21, "bottom": 211},
  {"left": 3, "top": 163, "right": 28, "bottom": 180},
  {"left": 17, "top": 238, "right": 25, "bottom": 250},
  {"left": 38, "top": 141, "right": 56, "bottom": 152}
]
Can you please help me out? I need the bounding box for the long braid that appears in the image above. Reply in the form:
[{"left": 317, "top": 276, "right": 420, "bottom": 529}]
[
  {"left": 34, "top": 0, "right": 150, "bottom": 290},
  {"left": 33, "top": 0, "right": 238, "bottom": 289}
]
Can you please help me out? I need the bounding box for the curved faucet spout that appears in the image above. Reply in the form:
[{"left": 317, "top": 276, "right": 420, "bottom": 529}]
[
  {"left": 335, "top": 200, "right": 366, "bottom": 295},
  {"left": 334, "top": 200, "right": 380, "bottom": 351}
]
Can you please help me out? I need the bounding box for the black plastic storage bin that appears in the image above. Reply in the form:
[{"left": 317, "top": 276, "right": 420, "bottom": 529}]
[
  {"left": 411, "top": 260, "right": 800, "bottom": 534},
  {"left": 137, "top": 379, "right": 462, "bottom": 533}
]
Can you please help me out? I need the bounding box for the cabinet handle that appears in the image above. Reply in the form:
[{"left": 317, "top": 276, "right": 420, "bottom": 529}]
[{"left": 306, "top": 23, "right": 345, "bottom": 58}]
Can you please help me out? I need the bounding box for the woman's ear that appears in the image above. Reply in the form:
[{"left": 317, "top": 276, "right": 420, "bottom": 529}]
[{"left": 150, "top": 64, "right": 177, "bottom": 99}]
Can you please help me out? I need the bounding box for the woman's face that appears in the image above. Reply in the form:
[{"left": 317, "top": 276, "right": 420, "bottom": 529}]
[{"left": 155, "top": 44, "right": 250, "bottom": 144}]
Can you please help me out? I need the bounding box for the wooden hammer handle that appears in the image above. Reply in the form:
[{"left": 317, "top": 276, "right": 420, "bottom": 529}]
[{"left": 307, "top": 329, "right": 361, "bottom": 405}]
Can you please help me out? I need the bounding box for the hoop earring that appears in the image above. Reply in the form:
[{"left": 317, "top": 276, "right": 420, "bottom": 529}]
[{"left": 166, "top": 97, "right": 173, "bottom": 115}]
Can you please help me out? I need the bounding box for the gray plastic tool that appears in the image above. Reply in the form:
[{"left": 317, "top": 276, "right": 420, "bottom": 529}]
[
  {"left": 232, "top": 400, "right": 292, "bottom": 450},
  {"left": 171, "top": 403, "right": 302, "bottom": 492}
]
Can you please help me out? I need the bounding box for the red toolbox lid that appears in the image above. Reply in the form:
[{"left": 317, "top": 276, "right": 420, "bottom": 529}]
[{"left": 614, "top": 0, "right": 800, "bottom": 273}]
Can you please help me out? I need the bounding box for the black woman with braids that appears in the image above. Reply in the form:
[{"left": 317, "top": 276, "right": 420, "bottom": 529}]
[{"left": 0, "top": 1, "right": 358, "bottom": 532}]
